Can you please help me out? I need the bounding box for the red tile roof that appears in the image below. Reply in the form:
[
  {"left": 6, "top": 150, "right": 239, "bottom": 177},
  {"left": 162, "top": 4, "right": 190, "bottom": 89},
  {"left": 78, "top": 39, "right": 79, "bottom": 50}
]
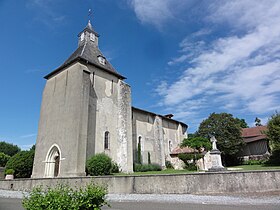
[
  {"left": 242, "top": 126, "right": 267, "bottom": 143},
  {"left": 170, "top": 146, "right": 197, "bottom": 155}
]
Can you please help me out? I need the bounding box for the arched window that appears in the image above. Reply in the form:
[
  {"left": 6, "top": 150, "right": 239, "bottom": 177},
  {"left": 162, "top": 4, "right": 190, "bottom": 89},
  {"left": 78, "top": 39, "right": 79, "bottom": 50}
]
[
  {"left": 104, "top": 131, "right": 110, "bottom": 150},
  {"left": 44, "top": 145, "right": 61, "bottom": 178},
  {"left": 169, "top": 140, "right": 172, "bottom": 153}
]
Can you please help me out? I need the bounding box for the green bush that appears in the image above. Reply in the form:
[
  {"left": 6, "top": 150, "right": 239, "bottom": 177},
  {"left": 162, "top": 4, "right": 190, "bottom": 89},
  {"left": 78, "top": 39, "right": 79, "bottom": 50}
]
[
  {"left": 22, "top": 183, "right": 109, "bottom": 210},
  {"left": 5, "top": 168, "right": 14, "bottom": 175},
  {"left": 134, "top": 163, "right": 162, "bottom": 172},
  {"left": 165, "top": 160, "right": 174, "bottom": 169},
  {"left": 86, "top": 153, "right": 112, "bottom": 176},
  {"left": 0, "top": 152, "right": 10, "bottom": 167},
  {"left": 243, "top": 159, "right": 265, "bottom": 165},
  {"left": 111, "top": 161, "right": 120, "bottom": 173},
  {"left": 183, "top": 163, "right": 197, "bottom": 171},
  {"left": 5, "top": 149, "right": 34, "bottom": 178},
  {"left": 178, "top": 153, "right": 199, "bottom": 171}
]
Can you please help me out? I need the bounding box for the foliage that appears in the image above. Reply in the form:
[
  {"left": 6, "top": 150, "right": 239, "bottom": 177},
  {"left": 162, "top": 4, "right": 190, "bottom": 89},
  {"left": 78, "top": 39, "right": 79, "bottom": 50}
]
[
  {"left": 137, "top": 140, "right": 142, "bottom": 164},
  {"left": 22, "top": 183, "right": 109, "bottom": 210},
  {"left": 178, "top": 153, "right": 203, "bottom": 162},
  {"left": 134, "top": 163, "right": 162, "bottom": 172},
  {"left": 0, "top": 141, "right": 20, "bottom": 157},
  {"left": 235, "top": 118, "right": 249, "bottom": 128},
  {"left": 255, "top": 117, "right": 263, "bottom": 126},
  {"left": 197, "top": 112, "right": 244, "bottom": 166},
  {"left": 148, "top": 152, "right": 151, "bottom": 164},
  {"left": 5, "top": 168, "right": 15, "bottom": 175},
  {"left": 183, "top": 163, "right": 197, "bottom": 171},
  {"left": 165, "top": 160, "right": 174, "bottom": 169},
  {"left": 181, "top": 137, "right": 211, "bottom": 151},
  {"left": 111, "top": 161, "right": 120, "bottom": 173},
  {"left": 178, "top": 153, "right": 202, "bottom": 171},
  {"left": 0, "top": 152, "right": 10, "bottom": 167},
  {"left": 265, "top": 112, "right": 280, "bottom": 165},
  {"left": 243, "top": 159, "right": 265, "bottom": 165},
  {"left": 5, "top": 149, "right": 34, "bottom": 178},
  {"left": 86, "top": 153, "right": 112, "bottom": 176}
]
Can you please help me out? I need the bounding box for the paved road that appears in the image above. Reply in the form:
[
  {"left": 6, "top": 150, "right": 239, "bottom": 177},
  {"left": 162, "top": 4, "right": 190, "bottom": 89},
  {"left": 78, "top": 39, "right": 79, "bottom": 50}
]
[{"left": 1, "top": 198, "right": 280, "bottom": 210}]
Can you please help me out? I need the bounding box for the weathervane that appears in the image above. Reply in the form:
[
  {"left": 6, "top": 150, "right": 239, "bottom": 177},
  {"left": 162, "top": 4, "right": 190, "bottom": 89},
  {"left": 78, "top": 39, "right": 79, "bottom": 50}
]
[{"left": 88, "top": 8, "right": 93, "bottom": 22}]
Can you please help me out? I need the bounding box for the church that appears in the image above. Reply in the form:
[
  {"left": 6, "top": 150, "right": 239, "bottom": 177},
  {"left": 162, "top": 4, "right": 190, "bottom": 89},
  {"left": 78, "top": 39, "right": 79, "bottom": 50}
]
[{"left": 32, "top": 20, "right": 188, "bottom": 178}]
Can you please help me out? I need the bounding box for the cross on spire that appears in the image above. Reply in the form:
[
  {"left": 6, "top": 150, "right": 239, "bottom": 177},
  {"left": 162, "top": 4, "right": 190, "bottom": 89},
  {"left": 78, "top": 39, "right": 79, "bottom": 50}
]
[{"left": 88, "top": 9, "right": 93, "bottom": 22}]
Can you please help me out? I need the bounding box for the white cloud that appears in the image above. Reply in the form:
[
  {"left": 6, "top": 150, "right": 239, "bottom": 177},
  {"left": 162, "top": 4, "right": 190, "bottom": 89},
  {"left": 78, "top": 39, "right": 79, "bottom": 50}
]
[
  {"left": 126, "top": 0, "right": 192, "bottom": 28},
  {"left": 158, "top": 1, "right": 280, "bottom": 122},
  {"left": 20, "top": 133, "right": 37, "bottom": 139}
]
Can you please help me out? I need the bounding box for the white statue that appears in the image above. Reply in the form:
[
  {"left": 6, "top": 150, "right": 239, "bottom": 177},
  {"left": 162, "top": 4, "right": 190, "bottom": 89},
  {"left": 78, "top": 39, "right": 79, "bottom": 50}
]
[{"left": 210, "top": 136, "right": 217, "bottom": 150}]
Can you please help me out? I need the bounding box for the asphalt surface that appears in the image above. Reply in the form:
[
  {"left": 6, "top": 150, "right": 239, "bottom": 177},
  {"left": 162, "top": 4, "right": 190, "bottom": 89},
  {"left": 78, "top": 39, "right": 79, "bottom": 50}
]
[{"left": 1, "top": 198, "right": 280, "bottom": 210}]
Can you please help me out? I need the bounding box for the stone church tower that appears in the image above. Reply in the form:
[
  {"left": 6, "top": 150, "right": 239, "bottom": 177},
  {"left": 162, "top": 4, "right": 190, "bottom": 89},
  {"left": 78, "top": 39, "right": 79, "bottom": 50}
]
[{"left": 32, "top": 21, "right": 133, "bottom": 178}]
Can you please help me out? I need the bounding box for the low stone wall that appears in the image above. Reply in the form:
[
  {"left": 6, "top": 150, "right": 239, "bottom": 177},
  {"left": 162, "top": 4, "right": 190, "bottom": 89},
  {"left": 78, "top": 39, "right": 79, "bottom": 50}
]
[{"left": 0, "top": 170, "right": 280, "bottom": 195}]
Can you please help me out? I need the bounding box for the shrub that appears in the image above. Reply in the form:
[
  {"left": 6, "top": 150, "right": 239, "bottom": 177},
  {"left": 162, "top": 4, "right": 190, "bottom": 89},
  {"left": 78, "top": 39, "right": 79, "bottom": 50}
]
[
  {"left": 22, "top": 183, "right": 109, "bottom": 210},
  {"left": 134, "top": 163, "right": 162, "bottom": 172},
  {"left": 178, "top": 153, "right": 199, "bottom": 171},
  {"left": 0, "top": 141, "right": 20, "bottom": 157},
  {"left": 243, "top": 159, "right": 265, "bottom": 165},
  {"left": 5, "top": 168, "right": 14, "bottom": 175},
  {"left": 165, "top": 160, "right": 174, "bottom": 169},
  {"left": 111, "top": 161, "right": 120, "bottom": 173},
  {"left": 5, "top": 149, "right": 34, "bottom": 178},
  {"left": 86, "top": 153, "right": 112, "bottom": 176},
  {"left": 0, "top": 152, "right": 10, "bottom": 167},
  {"left": 183, "top": 163, "right": 197, "bottom": 171}
]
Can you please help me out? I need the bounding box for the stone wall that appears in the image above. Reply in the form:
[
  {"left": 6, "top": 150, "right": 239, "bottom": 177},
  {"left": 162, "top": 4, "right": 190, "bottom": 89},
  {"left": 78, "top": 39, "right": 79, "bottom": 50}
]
[{"left": 1, "top": 170, "right": 280, "bottom": 194}]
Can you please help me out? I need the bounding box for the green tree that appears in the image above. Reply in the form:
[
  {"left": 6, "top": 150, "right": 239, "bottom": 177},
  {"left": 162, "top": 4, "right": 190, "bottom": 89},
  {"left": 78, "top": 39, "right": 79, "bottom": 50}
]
[
  {"left": 180, "top": 136, "right": 211, "bottom": 171},
  {"left": 266, "top": 112, "right": 280, "bottom": 165},
  {"left": 0, "top": 152, "right": 10, "bottom": 167},
  {"left": 197, "top": 112, "right": 244, "bottom": 166},
  {"left": 235, "top": 118, "right": 249, "bottom": 128},
  {"left": 255, "top": 117, "right": 262, "bottom": 126},
  {"left": 5, "top": 148, "right": 35, "bottom": 178},
  {"left": 0, "top": 141, "right": 20, "bottom": 156},
  {"left": 137, "top": 140, "right": 142, "bottom": 164},
  {"left": 181, "top": 136, "right": 211, "bottom": 151}
]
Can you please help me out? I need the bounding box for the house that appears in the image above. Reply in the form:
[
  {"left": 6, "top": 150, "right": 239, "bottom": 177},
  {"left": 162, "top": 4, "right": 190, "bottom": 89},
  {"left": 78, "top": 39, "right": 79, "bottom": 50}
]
[{"left": 241, "top": 126, "right": 269, "bottom": 160}]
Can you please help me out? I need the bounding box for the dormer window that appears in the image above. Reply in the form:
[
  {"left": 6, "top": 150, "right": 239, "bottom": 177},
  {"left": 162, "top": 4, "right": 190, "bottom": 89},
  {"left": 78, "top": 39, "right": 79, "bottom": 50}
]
[
  {"left": 80, "top": 33, "right": 85, "bottom": 41},
  {"left": 98, "top": 55, "right": 106, "bottom": 65},
  {"left": 90, "top": 33, "right": 95, "bottom": 42}
]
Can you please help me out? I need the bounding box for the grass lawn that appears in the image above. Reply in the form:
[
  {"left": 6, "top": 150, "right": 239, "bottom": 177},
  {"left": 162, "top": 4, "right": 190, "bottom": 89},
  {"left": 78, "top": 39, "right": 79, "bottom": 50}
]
[
  {"left": 113, "top": 169, "right": 200, "bottom": 176},
  {"left": 229, "top": 164, "right": 280, "bottom": 171},
  {"left": 113, "top": 165, "right": 280, "bottom": 176}
]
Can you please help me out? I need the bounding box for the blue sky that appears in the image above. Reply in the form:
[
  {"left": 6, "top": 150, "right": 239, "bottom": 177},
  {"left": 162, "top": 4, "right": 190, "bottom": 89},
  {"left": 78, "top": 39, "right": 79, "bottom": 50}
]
[{"left": 1, "top": 0, "right": 280, "bottom": 149}]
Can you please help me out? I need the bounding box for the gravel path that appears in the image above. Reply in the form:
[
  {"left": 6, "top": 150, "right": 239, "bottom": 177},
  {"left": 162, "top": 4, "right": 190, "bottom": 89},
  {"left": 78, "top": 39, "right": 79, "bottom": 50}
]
[{"left": 0, "top": 190, "right": 279, "bottom": 206}]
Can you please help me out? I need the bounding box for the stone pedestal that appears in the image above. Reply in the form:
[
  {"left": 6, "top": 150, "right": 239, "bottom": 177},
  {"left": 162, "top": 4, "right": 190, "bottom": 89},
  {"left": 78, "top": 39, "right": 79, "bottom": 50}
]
[
  {"left": 208, "top": 136, "right": 226, "bottom": 172},
  {"left": 208, "top": 149, "right": 226, "bottom": 172}
]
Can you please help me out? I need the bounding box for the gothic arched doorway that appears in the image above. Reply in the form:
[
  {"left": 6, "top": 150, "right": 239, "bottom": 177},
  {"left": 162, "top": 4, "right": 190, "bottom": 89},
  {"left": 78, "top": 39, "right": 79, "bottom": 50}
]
[{"left": 44, "top": 145, "right": 61, "bottom": 178}]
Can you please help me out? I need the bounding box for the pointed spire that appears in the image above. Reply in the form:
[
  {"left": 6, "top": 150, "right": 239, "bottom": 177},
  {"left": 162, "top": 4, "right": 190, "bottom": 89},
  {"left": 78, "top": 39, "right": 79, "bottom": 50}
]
[{"left": 86, "top": 20, "right": 93, "bottom": 31}]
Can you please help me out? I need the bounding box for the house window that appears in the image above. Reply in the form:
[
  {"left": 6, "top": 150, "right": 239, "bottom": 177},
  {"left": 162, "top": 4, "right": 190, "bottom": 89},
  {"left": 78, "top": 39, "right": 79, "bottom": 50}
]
[
  {"left": 98, "top": 56, "right": 106, "bottom": 65},
  {"left": 104, "top": 131, "right": 110, "bottom": 150}
]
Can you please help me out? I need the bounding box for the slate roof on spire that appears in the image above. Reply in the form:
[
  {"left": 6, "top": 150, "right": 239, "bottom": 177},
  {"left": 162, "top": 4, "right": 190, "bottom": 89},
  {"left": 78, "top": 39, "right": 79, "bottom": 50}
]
[
  {"left": 79, "top": 20, "right": 100, "bottom": 37},
  {"left": 44, "top": 22, "right": 125, "bottom": 80}
]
